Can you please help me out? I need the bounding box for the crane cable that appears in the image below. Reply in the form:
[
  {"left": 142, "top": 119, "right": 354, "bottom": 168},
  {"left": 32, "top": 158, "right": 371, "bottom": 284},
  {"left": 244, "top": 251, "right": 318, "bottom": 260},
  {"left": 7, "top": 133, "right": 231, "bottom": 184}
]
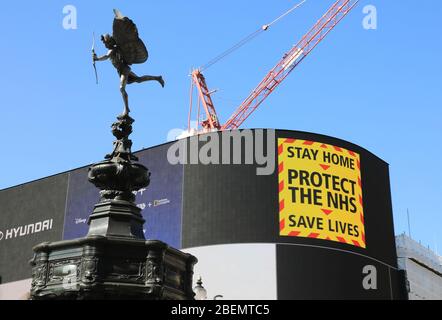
[{"left": 200, "top": 0, "right": 308, "bottom": 72}]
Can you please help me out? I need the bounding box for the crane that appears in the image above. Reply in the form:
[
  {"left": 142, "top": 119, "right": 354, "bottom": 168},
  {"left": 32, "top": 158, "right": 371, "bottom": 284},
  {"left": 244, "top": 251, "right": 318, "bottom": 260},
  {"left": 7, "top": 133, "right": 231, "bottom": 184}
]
[{"left": 185, "top": 0, "right": 359, "bottom": 136}]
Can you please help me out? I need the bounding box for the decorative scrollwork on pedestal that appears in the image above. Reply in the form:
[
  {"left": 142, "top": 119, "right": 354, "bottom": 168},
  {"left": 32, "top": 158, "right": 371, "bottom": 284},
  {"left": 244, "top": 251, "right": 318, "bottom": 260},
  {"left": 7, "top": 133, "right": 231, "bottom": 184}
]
[
  {"left": 146, "top": 260, "right": 163, "bottom": 284},
  {"left": 31, "top": 263, "right": 48, "bottom": 292},
  {"left": 81, "top": 257, "right": 99, "bottom": 285}
]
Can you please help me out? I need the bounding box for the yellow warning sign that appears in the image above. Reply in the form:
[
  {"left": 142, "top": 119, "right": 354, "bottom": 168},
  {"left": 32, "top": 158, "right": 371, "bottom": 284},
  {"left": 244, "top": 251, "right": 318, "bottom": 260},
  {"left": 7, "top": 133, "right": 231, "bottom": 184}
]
[{"left": 278, "top": 138, "right": 366, "bottom": 248}]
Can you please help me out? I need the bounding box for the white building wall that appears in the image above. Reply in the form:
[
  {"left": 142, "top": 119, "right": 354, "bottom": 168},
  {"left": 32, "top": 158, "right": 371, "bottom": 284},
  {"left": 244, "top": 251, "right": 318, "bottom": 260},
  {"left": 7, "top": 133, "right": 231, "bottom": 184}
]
[
  {"left": 396, "top": 234, "right": 442, "bottom": 300},
  {"left": 184, "top": 244, "right": 277, "bottom": 300},
  {"left": 0, "top": 279, "right": 31, "bottom": 300}
]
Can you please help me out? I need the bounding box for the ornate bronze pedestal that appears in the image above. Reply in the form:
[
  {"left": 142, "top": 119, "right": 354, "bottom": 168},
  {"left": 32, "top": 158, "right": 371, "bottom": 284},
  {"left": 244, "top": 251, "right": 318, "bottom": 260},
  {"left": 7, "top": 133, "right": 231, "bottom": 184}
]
[{"left": 30, "top": 114, "right": 197, "bottom": 300}]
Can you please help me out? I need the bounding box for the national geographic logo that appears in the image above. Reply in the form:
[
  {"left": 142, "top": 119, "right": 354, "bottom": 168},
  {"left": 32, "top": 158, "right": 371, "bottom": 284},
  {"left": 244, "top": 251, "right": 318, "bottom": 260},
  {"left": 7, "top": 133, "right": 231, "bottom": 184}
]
[{"left": 0, "top": 219, "right": 53, "bottom": 242}]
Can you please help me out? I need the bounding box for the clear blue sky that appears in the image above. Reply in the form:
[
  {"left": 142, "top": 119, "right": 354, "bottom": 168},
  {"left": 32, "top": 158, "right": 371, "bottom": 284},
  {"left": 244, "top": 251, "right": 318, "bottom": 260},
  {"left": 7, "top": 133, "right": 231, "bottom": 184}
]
[{"left": 1, "top": 1, "right": 441, "bottom": 252}]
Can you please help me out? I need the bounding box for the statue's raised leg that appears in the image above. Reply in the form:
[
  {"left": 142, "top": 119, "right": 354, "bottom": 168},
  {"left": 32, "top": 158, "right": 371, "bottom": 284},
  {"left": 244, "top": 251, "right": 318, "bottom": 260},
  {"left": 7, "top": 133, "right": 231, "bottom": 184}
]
[{"left": 129, "top": 72, "right": 164, "bottom": 87}]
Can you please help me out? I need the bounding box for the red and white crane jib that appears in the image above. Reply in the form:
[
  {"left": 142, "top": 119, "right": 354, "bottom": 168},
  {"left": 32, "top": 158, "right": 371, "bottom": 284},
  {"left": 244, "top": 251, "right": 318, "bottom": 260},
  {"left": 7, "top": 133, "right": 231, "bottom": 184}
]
[{"left": 221, "top": 0, "right": 359, "bottom": 130}]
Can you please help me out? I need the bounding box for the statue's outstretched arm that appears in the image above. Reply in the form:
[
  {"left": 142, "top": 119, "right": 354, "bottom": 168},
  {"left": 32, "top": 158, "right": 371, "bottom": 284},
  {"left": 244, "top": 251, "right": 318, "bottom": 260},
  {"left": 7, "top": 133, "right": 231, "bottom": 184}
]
[{"left": 94, "top": 50, "right": 113, "bottom": 62}]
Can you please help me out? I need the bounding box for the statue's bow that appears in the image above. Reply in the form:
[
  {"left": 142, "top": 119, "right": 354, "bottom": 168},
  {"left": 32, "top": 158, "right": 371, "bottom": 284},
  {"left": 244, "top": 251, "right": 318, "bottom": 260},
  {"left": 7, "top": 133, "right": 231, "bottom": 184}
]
[{"left": 92, "top": 32, "right": 99, "bottom": 85}]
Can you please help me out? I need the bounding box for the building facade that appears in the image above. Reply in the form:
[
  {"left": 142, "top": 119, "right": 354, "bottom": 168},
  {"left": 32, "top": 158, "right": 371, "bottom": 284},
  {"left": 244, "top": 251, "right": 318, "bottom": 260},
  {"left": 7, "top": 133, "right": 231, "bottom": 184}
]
[{"left": 0, "top": 129, "right": 408, "bottom": 299}]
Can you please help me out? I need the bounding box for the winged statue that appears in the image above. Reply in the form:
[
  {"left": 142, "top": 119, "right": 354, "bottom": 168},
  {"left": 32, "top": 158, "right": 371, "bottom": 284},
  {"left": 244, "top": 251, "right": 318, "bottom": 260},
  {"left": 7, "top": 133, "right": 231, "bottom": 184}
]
[{"left": 93, "top": 9, "right": 164, "bottom": 116}]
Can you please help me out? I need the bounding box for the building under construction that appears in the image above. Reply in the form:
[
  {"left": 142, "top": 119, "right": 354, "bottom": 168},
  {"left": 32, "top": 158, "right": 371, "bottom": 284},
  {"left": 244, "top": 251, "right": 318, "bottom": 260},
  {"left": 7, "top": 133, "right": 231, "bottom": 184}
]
[{"left": 396, "top": 234, "right": 442, "bottom": 300}]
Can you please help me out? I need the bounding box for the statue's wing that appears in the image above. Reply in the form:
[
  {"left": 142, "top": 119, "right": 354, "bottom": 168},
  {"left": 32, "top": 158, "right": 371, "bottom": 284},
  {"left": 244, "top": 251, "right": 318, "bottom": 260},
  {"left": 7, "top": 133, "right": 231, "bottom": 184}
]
[{"left": 112, "top": 9, "right": 148, "bottom": 65}]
